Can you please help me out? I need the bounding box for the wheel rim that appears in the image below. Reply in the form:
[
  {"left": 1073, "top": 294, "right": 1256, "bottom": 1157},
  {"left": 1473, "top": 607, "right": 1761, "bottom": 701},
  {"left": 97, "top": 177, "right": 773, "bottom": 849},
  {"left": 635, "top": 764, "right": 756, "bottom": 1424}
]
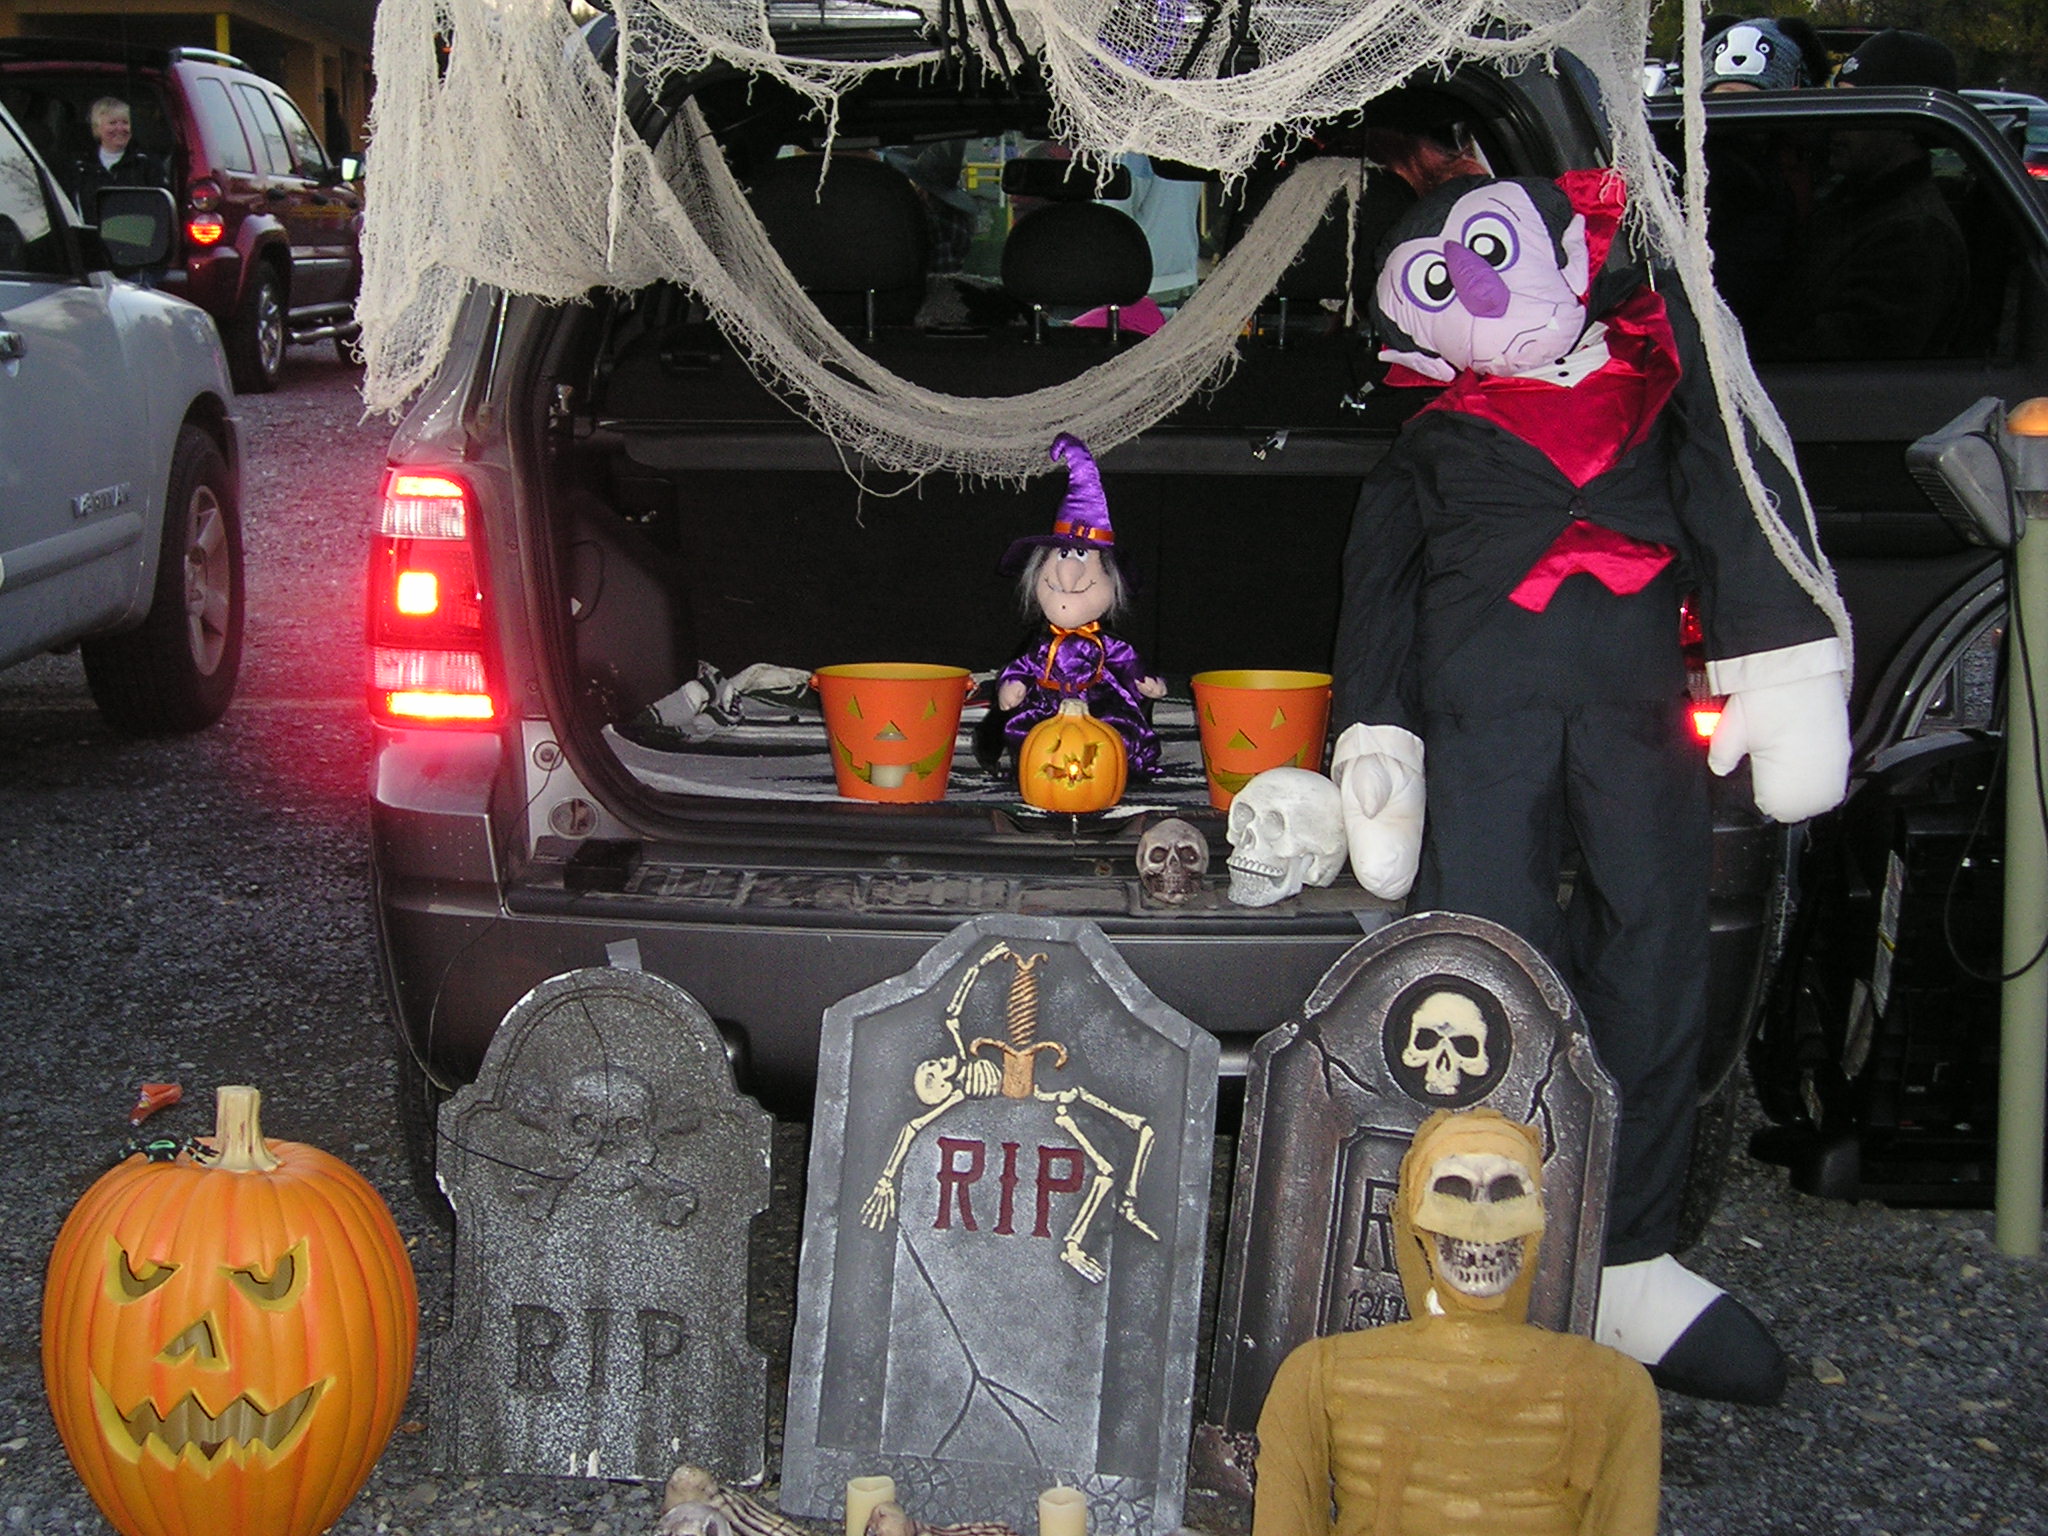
[
  {"left": 256, "top": 280, "right": 285, "bottom": 377},
  {"left": 181, "top": 485, "right": 232, "bottom": 676}
]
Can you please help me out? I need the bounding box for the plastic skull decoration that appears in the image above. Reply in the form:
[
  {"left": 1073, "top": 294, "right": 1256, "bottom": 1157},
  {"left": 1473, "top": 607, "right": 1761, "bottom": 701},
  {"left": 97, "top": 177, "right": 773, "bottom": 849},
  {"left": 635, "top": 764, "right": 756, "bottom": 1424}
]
[
  {"left": 1410, "top": 1144, "right": 1544, "bottom": 1303},
  {"left": 1224, "top": 767, "right": 1347, "bottom": 907},
  {"left": 560, "top": 1066, "right": 657, "bottom": 1189},
  {"left": 1402, "top": 989, "right": 1490, "bottom": 1097},
  {"left": 1137, "top": 817, "right": 1210, "bottom": 902}
]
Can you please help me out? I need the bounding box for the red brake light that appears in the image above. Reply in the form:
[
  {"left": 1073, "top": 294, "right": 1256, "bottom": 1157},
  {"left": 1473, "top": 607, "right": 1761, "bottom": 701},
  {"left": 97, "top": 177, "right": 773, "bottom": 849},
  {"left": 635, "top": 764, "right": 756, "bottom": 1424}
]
[
  {"left": 1691, "top": 705, "right": 1723, "bottom": 741},
  {"left": 369, "top": 469, "right": 498, "bottom": 725},
  {"left": 185, "top": 213, "right": 226, "bottom": 246},
  {"left": 187, "top": 177, "right": 222, "bottom": 212}
]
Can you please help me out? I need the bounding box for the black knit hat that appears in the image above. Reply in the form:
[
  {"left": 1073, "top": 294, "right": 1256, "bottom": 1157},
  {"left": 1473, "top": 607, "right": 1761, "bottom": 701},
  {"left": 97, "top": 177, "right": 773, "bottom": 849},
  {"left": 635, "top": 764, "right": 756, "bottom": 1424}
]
[{"left": 1836, "top": 29, "right": 1959, "bottom": 92}]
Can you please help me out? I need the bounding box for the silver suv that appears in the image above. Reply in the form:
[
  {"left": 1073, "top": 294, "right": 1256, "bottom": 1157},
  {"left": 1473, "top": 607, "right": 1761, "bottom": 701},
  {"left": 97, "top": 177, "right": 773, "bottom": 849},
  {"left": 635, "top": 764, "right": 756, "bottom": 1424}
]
[{"left": 0, "top": 98, "right": 243, "bottom": 732}]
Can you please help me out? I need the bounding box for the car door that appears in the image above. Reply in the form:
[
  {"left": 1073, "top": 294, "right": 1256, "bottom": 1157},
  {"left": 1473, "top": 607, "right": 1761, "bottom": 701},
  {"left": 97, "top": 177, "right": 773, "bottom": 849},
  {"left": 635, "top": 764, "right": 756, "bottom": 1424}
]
[
  {"left": 0, "top": 110, "right": 151, "bottom": 669},
  {"left": 233, "top": 81, "right": 353, "bottom": 307},
  {"left": 1653, "top": 90, "right": 2048, "bottom": 729}
]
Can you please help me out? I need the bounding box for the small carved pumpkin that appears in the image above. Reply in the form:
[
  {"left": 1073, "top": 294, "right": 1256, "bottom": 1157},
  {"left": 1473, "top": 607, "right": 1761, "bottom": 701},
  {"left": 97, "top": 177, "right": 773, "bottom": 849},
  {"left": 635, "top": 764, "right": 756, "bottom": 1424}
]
[
  {"left": 1018, "top": 699, "right": 1129, "bottom": 812},
  {"left": 42, "top": 1085, "right": 418, "bottom": 1536}
]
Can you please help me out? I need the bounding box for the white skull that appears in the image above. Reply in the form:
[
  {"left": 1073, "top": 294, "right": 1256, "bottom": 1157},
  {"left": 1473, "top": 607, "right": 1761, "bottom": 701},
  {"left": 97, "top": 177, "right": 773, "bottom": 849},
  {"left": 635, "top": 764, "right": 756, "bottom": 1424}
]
[
  {"left": 1414, "top": 1151, "right": 1539, "bottom": 1299},
  {"left": 560, "top": 1067, "right": 656, "bottom": 1188},
  {"left": 658, "top": 1504, "right": 731, "bottom": 1536},
  {"left": 1137, "top": 817, "right": 1210, "bottom": 902},
  {"left": 1402, "top": 990, "right": 1490, "bottom": 1096},
  {"left": 1224, "top": 768, "right": 1347, "bottom": 907}
]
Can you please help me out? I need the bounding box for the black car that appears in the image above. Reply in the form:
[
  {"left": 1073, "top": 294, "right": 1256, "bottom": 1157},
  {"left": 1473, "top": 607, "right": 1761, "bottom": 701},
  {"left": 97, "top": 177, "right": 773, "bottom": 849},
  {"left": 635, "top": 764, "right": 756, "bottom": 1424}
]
[
  {"left": 365, "top": 27, "right": 1805, "bottom": 1246},
  {"left": 1646, "top": 86, "right": 2048, "bottom": 1204}
]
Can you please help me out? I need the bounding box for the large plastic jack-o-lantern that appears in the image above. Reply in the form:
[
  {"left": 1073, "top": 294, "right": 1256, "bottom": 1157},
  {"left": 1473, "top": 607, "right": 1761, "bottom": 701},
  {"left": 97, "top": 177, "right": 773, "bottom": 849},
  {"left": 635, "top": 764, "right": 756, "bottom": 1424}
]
[
  {"left": 42, "top": 1085, "right": 418, "bottom": 1536},
  {"left": 1018, "top": 698, "right": 1129, "bottom": 812},
  {"left": 1190, "top": 668, "right": 1333, "bottom": 809},
  {"left": 812, "top": 663, "right": 971, "bottom": 802}
]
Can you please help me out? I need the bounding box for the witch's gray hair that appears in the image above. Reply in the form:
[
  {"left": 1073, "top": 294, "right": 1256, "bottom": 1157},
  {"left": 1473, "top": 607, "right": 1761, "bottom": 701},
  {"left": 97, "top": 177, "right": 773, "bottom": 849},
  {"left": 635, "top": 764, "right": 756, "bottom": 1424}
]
[{"left": 1018, "top": 545, "right": 1128, "bottom": 623}]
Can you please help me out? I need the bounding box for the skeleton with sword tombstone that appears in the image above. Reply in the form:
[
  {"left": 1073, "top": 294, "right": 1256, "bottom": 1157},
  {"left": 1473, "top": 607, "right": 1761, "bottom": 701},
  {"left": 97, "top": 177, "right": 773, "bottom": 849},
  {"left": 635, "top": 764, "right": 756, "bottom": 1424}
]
[{"left": 860, "top": 940, "right": 1160, "bottom": 1283}]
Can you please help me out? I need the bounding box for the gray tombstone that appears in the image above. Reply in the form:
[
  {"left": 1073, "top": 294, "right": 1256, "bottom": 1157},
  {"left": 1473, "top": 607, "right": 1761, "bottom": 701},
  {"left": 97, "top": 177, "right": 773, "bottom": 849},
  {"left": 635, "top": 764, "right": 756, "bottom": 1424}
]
[
  {"left": 432, "top": 966, "right": 773, "bottom": 1484},
  {"left": 1195, "top": 911, "right": 1619, "bottom": 1496},
  {"left": 782, "top": 915, "right": 1219, "bottom": 1536}
]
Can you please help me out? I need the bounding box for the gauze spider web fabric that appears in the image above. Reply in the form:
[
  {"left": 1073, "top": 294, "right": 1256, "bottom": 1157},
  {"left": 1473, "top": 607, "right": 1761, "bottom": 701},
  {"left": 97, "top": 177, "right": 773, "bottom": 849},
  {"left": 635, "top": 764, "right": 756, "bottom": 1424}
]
[{"left": 356, "top": 0, "right": 1848, "bottom": 649}]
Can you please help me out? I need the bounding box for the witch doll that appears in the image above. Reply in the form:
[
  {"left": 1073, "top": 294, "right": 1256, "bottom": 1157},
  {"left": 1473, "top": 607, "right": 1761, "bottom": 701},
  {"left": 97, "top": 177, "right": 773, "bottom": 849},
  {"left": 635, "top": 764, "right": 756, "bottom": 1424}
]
[{"left": 989, "top": 434, "right": 1166, "bottom": 777}]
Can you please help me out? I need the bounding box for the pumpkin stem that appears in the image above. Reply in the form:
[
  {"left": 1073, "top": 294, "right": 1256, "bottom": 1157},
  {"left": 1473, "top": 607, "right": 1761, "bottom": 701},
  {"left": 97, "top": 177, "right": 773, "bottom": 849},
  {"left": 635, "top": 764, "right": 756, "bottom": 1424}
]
[
  {"left": 1057, "top": 698, "right": 1088, "bottom": 717},
  {"left": 206, "top": 1085, "right": 281, "bottom": 1172}
]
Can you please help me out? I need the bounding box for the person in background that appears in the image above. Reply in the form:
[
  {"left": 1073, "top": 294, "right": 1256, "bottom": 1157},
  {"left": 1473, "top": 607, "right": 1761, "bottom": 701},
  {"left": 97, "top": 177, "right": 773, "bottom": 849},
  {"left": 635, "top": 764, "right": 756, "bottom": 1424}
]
[
  {"left": 1105, "top": 153, "right": 1203, "bottom": 308},
  {"left": 1834, "top": 27, "right": 1960, "bottom": 92},
  {"left": 65, "top": 97, "right": 164, "bottom": 221},
  {"left": 1702, "top": 14, "right": 1830, "bottom": 94},
  {"left": 1756, "top": 27, "right": 1967, "bottom": 360}
]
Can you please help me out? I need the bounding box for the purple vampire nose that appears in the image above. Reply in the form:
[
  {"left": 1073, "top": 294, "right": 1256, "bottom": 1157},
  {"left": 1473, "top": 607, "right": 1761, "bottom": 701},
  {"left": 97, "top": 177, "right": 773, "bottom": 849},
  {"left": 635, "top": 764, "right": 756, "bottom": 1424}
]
[{"left": 1443, "top": 240, "right": 1510, "bottom": 319}]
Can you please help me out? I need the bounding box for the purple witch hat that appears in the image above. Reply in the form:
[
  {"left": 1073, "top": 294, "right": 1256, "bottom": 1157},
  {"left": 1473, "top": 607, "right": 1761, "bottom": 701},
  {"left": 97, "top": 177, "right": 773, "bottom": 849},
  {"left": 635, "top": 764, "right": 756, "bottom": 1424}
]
[{"left": 998, "top": 433, "right": 1116, "bottom": 574}]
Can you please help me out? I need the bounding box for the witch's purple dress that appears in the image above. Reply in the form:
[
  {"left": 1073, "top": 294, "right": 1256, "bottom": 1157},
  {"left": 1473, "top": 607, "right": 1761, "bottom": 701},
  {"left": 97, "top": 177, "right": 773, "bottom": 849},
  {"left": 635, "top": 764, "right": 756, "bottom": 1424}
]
[{"left": 999, "top": 624, "right": 1161, "bottom": 777}]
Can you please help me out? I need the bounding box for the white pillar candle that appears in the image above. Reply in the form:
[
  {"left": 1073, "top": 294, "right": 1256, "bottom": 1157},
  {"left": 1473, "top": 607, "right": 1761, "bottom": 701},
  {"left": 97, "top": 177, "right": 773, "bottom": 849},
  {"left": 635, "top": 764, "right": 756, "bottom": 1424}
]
[
  {"left": 1038, "top": 1485, "right": 1089, "bottom": 1536},
  {"left": 845, "top": 1475, "right": 897, "bottom": 1536}
]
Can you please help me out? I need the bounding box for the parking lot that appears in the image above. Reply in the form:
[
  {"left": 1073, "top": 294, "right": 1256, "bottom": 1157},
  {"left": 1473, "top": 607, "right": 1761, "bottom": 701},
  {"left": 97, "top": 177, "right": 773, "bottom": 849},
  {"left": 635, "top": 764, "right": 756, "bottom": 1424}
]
[{"left": 0, "top": 355, "right": 2039, "bottom": 1534}]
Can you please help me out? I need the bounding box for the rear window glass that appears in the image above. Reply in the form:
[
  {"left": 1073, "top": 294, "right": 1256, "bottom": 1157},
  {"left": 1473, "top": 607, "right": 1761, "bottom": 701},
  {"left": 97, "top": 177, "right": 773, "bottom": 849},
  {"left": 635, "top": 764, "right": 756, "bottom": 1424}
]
[
  {"left": 0, "top": 73, "right": 174, "bottom": 181},
  {"left": 190, "top": 77, "right": 253, "bottom": 173},
  {"left": 232, "top": 82, "right": 292, "bottom": 176},
  {"left": 1657, "top": 113, "right": 2026, "bottom": 363}
]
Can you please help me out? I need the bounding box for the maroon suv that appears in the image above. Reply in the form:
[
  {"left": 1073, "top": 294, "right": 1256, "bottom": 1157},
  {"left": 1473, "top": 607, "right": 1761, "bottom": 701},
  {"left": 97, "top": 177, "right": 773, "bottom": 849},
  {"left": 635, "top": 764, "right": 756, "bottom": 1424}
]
[{"left": 0, "top": 39, "right": 362, "bottom": 392}]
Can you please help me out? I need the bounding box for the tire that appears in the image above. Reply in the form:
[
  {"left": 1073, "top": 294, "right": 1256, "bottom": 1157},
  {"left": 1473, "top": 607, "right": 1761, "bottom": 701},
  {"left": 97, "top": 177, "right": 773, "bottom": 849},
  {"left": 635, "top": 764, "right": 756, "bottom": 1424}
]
[
  {"left": 1672, "top": 1067, "right": 1741, "bottom": 1254},
  {"left": 81, "top": 427, "right": 244, "bottom": 735},
  {"left": 226, "top": 263, "right": 286, "bottom": 393},
  {"left": 395, "top": 1038, "right": 455, "bottom": 1230}
]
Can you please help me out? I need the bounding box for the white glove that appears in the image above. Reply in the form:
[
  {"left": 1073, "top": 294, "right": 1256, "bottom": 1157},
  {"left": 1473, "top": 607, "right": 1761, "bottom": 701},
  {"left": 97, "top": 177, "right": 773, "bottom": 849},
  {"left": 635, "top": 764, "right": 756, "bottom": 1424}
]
[
  {"left": 1331, "top": 722, "right": 1426, "bottom": 900},
  {"left": 1707, "top": 670, "right": 1851, "bottom": 823}
]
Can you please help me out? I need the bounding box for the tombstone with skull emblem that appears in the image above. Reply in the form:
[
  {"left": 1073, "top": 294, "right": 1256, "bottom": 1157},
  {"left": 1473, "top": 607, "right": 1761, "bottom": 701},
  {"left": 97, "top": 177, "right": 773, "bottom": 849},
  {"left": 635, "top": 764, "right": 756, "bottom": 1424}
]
[
  {"left": 1194, "top": 912, "right": 1618, "bottom": 1496},
  {"left": 434, "top": 967, "right": 774, "bottom": 1484},
  {"left": 1135, "top": 817, "right": 1210, "bottom": 904},
  {"left": 1223, "top": 767, "right": 1348, "bottom": 907}
]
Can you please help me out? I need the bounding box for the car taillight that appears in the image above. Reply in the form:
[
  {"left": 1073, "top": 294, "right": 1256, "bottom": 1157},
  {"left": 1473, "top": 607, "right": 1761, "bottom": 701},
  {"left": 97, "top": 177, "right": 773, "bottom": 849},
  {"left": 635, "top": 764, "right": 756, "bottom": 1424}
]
[
  {"left": 185, "top": 213, "right": 226, "bottom": 246},
  {"left": 368, "top": 470, "right": 498, "bottom": 724},
  {"left": 1679, "top": 593, "right": 1723, "bottom": 745},
  {"left": 187, "top": 177, "right": 222, "bottom": 212}
]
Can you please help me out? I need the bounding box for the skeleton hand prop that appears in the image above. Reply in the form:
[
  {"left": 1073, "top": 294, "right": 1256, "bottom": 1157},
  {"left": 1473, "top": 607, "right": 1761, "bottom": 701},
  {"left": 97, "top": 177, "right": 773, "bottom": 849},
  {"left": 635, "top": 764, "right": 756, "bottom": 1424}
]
[
  {"left": 1331, "top": 723, "right": 1426, "bottom": 900},
  {"left": 1705, "top": 650, "right": 1850, "bottom": 823},
  {"left": 860, "top": 1175, "right": 900, "bottom": 1230}
]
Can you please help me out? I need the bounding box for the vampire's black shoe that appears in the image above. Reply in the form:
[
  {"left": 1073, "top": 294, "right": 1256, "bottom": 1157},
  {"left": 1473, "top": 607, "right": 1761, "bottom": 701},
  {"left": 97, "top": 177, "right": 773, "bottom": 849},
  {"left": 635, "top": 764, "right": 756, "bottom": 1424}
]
[{"left": 1596, "top": 1253, "right": 1789, "bottom": 1406}]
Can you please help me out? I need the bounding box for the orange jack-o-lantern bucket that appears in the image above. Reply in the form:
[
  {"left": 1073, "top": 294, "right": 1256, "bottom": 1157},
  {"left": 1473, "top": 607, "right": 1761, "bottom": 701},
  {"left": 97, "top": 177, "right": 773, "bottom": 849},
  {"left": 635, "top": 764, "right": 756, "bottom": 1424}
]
[
  {"left": 812, "top": 663, "right": 972, "bottom": 803},
  {"left": 1190, "top": 669, "right": 1333, "bottom": 809}
]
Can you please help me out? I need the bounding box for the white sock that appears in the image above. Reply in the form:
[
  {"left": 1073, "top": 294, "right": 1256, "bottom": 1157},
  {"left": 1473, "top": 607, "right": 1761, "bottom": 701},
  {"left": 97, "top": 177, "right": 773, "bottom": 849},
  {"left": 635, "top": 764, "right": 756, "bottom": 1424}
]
[{"left": 1595, "top": 1253, "right": 1724, "bottom": 1365}]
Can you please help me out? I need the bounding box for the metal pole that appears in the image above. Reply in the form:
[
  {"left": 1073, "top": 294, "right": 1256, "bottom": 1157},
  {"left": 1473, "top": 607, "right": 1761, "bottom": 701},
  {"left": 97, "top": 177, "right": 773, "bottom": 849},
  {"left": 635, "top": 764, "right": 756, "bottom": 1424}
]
[{"left": 1997, "top": 399, "right": 2048, "bottom": 1257}]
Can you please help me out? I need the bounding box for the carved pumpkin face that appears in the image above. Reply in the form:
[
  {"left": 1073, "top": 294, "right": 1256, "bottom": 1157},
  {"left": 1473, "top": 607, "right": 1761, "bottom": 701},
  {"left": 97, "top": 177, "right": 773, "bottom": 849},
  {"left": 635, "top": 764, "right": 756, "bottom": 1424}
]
[
  {"left": 1189, "top": 669, "right": 1333, "bottom": 809},
  {"left": 813, "top": 664, "right": 971, "bottom": 802},
  {"left": 43, "top": 1088, "right": 417, "bottom": 1536},
  {"left": 1018, "top": 700, "right": 1129, "bottom": 813}
]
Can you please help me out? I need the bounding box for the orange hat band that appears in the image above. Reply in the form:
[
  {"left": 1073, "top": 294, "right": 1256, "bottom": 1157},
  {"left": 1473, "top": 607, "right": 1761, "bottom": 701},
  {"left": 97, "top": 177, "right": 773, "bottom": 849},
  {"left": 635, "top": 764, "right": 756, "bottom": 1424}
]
[{"left": 1052, "top": 519, "right": 1114, "bottom": 545}]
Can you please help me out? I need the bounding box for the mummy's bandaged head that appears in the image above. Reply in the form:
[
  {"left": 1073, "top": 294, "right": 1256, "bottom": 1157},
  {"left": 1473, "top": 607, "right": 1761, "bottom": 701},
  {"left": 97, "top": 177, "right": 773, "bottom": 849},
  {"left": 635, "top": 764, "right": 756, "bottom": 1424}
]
[
  {"left": 1394, "top": 1107, "right": 1547, "bottom": 1320},
  {"left": 1372, "top": 176, "right": 1590, "bottom": 382}
]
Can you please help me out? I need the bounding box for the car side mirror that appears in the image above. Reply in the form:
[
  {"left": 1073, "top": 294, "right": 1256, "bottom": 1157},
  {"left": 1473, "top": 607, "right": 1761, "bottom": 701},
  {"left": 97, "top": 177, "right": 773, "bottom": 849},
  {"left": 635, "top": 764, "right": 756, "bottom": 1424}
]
[{"left": 92, "top": 185, "right": 176, "bottom": 274}]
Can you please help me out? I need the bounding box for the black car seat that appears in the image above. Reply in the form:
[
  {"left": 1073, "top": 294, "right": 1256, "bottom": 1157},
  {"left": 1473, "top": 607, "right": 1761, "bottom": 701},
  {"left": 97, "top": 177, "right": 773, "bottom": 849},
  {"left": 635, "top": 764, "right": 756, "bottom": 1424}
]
[
  {"left": 746, "top": 154, "right": 929, "bottom": 342},
  {"left": 1226, "top": 165, "right": 1414, "bottom": 345},
  {"left": 1001, "top": 201, "right": 1152, "bottom": 342}
]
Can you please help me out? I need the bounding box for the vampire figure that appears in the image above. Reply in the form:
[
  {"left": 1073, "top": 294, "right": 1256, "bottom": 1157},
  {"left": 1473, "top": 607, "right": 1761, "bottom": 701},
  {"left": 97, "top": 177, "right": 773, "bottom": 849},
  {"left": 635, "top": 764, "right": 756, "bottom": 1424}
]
[
  {"left": 990, "top": 434, "right": 1166, "bottom": 776},
  {"left": 1331, "top": 171, "right": 1850, "bottom": 1405}
]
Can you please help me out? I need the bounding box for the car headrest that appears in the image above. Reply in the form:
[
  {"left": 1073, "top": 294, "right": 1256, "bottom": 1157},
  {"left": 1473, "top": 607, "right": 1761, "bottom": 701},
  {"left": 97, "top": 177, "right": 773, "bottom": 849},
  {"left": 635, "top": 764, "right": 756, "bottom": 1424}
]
[
  {"left": 1001, "top": 202, "right": 1152, "bottom": 310},
  {"left": 747, "top": 154, "right": 928, "bottom": 296}
]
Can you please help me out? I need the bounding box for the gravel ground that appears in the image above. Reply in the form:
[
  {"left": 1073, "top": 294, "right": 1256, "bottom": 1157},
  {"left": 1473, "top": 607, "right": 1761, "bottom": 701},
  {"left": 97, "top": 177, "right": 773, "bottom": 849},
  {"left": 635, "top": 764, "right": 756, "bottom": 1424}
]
[{"left": 2, "top": 354, "right": 2045, "bottom": 1536}]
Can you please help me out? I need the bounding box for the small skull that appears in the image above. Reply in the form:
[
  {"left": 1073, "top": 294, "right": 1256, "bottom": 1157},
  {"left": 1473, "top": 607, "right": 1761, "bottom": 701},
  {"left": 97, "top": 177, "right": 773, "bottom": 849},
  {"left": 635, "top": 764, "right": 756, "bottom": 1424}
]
[
  {"left": 1224, "top": 768, "right": 1347, "bottom": 907},
  {"left": 1402, "top": 990, "right": 1489, "bottom": 1097},
  {"left": 1137, "top": 817, "right": 1210, "bottom": 902},
  {"left": 658, "top": 1504, "right": 731, "bottom": 1536},
  {"left": 560, "top": 1066, "right": 656, "bottom": 1189},
  {"left": 1413, "top": 1150, "right": 1542, "bottom": 1300}
]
